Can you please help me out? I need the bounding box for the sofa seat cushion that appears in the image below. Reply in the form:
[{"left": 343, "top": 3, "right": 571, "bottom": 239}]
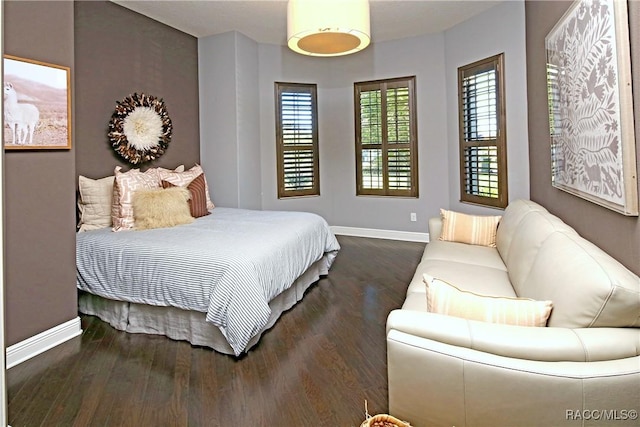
[
  {"left": 407, "top": 259, "right": 515, "bottom": 299},
  {"left": 402, "top": 292, "right": 431, "bottom": 311},
  {"left": 401, "top": 265, "right": 518, "bottom": 311},
  {"left": 422, "top": 239, "right": 507, "bottom": 271}
]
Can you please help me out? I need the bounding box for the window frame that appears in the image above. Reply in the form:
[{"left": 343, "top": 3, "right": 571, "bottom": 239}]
[
  {"left": 354, "top": 76, "right": 418, "bottom": 197},
  {"left": 457, "top": 53, "right": 508, "bottom": 209},
  {"left": 275, "top": 82, "right": 320, "bottom": 198}
]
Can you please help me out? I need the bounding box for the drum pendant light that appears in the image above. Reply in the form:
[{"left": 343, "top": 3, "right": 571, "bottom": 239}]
[{"left": 287, "top": 0, "right": 371, "bottom": 57}]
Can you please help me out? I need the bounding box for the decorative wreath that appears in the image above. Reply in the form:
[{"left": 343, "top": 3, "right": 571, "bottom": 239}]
[{"left": 108, "top": 93, "right": 172, "bottom": 164}]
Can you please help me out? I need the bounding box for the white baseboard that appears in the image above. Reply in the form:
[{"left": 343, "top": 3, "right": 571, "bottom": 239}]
[
  {"left": 6, "top": 317, "right": 82, "bottom": 369},
  {"left": 331, "top": 226, "right": 429, "bottom": 243}
]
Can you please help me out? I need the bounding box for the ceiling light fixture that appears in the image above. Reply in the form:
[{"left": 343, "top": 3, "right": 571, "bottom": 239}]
[{"left": 287, "top": 0, "right": 371, "bottom": 57}]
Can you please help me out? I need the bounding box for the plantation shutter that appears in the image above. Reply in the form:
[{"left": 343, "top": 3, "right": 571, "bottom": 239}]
[
  {"left": 355, "top": 76, "right": 418, "bottom": 197},
  {"left": 386, "top": 84, "right": 413, "bottom": 192},
  {"left": 275, "top": 83, "right": 319, "bottom": 198},
  {"left": 458, "top": 54, "right": 508, "bottom": 208},
  {"left": 358, "top": 87, "right": 383, "bottom": 191}
]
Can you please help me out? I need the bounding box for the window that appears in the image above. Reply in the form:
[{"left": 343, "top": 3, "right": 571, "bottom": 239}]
[
  {"left": 355, "top": 76, "right": 418, "bottom": 197},
  {"left": 458, "top": 53, "right": 507, "bottom": 208},
  {"left": 275, "top": 82, "right": 319, "bottom": 198}
]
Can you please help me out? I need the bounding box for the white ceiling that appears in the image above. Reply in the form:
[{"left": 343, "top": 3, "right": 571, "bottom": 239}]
[{"left": 111, "top": 0, "right": 505, "bottom": 46}]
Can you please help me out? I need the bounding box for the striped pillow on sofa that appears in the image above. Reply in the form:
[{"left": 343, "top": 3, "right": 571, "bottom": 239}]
[
  {"left": 439, "top": 209, "right": 501, "bottom": 247},
  {"left": 424, "top": 274, "right": 553, "bottom": 327}
]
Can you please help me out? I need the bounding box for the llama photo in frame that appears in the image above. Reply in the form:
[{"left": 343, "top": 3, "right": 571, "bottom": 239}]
[
  {"left": 3, "top": 55, "right": 71, "bottom": 150},
  {"left": 545, "top": 0, "right": 638, "bottom": 216}
]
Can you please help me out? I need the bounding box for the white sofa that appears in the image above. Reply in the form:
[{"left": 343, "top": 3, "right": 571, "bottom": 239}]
[{"left": 386, "top": 199, "right": 640, "bottom": 427}]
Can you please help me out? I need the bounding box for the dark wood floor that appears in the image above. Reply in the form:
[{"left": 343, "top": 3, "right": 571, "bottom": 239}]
[{"left": 7, "top": 236, "right": 425, "bottom": 427}]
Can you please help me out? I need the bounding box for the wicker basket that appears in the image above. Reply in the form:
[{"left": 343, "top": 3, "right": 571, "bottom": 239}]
[{"left": 360, "top": 413, "right": 411, "bottom": 427}]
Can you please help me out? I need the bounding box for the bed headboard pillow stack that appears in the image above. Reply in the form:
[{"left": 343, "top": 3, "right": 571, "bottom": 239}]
[{"left": 77, "top": 164, "right": 214, "bottom": 232}]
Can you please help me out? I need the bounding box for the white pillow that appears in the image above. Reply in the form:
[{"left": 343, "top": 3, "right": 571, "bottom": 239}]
[
  {"left": 156, "top": 164, "right": 185, "bottom": 175},
  {"left": 111, "top": 166, "right": 161, "bottom": 231},
  {"left": 77, "top": 175, "right": 115, "bottom": 232},
  {"left": 424, "top": 274, "right": 553, "bottom": 327}
]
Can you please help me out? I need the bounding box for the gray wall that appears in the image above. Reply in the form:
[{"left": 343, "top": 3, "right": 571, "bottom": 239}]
[
  {"left": 199, "top": 32, "right": 240, "bottom": 207},
  {"left": 4, "top": 0, "right": 77, "bottom": 345},
  {"left": 236, "top": 33, "right": 262, "bottom": 210},
  {"left": 445, "top": 0, "right": 530, "bottom": 215},
  {"left": 198, "top": 1, "right": 530, "bottom": 233},
  {"left": 525, "top": 0, "right": 640, "bottom": 275},
  {"left": 75, "top": 1, "right": 200, "bottom": 180},
  {"left": 199, "top": 31, "right": 261, "bottom": 209},
  {"left": 257, "top": 33, "right": 448, "bottom": 232},
  {"left": 2, "top": 0, "right": 200, "bottom": 346}
]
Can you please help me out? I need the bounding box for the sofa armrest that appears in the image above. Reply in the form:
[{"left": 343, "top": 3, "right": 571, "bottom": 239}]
[
  {"left": 387, "top": 327, "right": 640, "bottom": 427},
  {"left": 386, "top": 309, "right": 640, "bottom": 362},
  {"left": 428, "top": 217, "right": 442, "bottom": 242}
]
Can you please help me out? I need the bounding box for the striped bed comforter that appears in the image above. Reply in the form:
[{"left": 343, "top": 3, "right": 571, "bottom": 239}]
[{"left": 76, "top": 207, "right": 340, "bottom": 355}]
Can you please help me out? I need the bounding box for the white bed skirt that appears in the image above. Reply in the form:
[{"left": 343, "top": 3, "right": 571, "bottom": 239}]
[{"left": 78, "top": 256, "right": 330, "bottom": 356}]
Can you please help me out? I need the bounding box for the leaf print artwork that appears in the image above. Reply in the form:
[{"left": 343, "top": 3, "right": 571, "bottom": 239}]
[{"left": 545, "top": 0, "right": 638, "bottom": 215}]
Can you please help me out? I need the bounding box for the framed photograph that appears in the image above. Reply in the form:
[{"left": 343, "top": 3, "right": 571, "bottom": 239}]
[
  {"left": 545, "top": 0, "right": 638, "bottom": 216},
  {"left": 3, "top": 55, "right": 71, "bottom": 150}
]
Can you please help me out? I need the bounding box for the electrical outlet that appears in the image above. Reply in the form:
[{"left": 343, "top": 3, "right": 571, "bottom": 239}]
[{"left": 410, "top": 212, "right": 417, "bottom": 222}]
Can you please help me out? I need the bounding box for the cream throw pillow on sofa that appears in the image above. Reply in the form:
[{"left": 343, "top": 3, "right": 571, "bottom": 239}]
[
  {"left": 424, "top": 274, "right": 553, "bottom": 327},
  {"left": 439, "top": 209, "right": 501, "bottom": 247},
  {"left": 133, "top": 187, "right": 193, "bottom": 230}
]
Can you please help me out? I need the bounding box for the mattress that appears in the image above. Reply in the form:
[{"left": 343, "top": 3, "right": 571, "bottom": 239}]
[{"left": 76, "top": 207, "right": 340, "bottom": 355}]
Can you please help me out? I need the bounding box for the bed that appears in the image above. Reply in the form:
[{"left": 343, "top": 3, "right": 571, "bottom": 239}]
[{"left": 76, "top": 207, "right": 340, "bottom": 356}]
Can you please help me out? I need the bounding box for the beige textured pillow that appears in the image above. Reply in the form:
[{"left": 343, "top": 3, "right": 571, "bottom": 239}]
[
  {"left": 78, "top": 175, "right": 114, "bottom": 232},
  {"left": 439, "top": 209, "right": 501, "bottom": 247},
  {"left": 111, "top": 166, "right": 161, "bottom": 231},
  {"left": 133, "top": 187, "right": 193, "bottom": 230},
  {"left": 159, "top": 164, "right": 215, "bottom": 210},
  {"left": 424, "top": 274, "right": 553, "bottom": 327}
]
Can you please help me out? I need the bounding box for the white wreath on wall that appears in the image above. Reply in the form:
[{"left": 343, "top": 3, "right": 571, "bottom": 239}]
[{"left": 108, "top": 93, "right": 172, "bottom": 164}]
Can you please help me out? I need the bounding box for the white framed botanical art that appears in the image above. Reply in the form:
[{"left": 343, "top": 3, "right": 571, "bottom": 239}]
[{"left": 545, "top": 0, "right": 638, "bottom": 216}]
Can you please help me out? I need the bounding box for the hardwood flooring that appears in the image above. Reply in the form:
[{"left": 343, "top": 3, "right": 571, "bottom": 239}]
[{"left": 7, "top": 236, "right": 426, "bottom": 427}]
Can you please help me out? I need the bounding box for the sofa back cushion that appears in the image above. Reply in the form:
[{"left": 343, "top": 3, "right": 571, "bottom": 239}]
[
  {"left": 521, "top": 233, "right": 640, "bottom": 328},
  {"left": 497, "top": 200, "right": 640, "bottom": 328},
  {"left": 499, "top": 207, "right": 578, "bottom": 292},
  {"left": 495, "top": 199, "right": 551, "bottom": 261}
]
